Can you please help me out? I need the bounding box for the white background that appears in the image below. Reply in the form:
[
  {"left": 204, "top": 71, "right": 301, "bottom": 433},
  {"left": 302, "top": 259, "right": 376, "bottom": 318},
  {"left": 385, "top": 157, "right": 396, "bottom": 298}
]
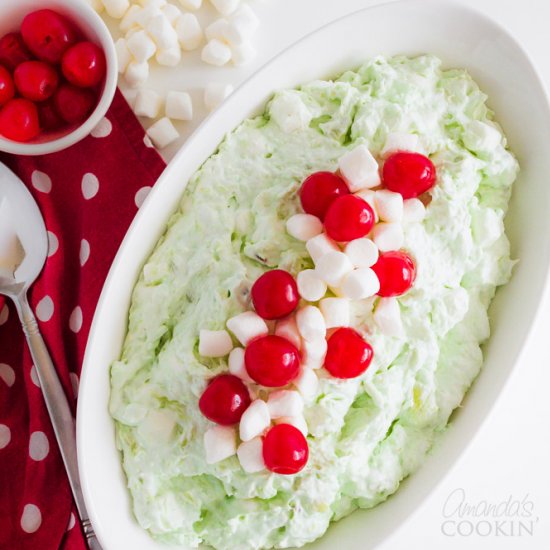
[{"left": 129, "top": 0, "right": 550, "bottom": 548}]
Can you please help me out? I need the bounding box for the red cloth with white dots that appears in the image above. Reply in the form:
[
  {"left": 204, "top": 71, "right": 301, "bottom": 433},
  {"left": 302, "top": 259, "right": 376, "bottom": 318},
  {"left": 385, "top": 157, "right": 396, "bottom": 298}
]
[{"left": 0, "top": 90, "right": 166, "bottom": 550}]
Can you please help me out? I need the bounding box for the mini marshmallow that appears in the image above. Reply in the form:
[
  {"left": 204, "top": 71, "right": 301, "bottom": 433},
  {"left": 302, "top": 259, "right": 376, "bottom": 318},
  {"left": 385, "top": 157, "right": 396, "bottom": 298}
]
[
  {"left": 375, "top": 190, "right": 403, "bottom": 223},
  {"left": 161, "top": 3, "right": 181, "bottom": 24},
  {"left": 176, "top": 13, "right": 203, "bottom": 51},
  {"left": 296, "top": 305, "right": 326, "bottom": 342},
  {"left": 114, "top": 38, "right": 131, "bottom": 73},
  {"left": 126, "top": 30, "right": 157, "bottom": 62},
  {"left": 133, "top": 89, "right": 163, "bottom": 118},
  {"left": 306, "top": 233, "right": 339, "bottom": 264},
  {"left": 344, "top": 238, "right": 378, "bottom": 268},
  {"left": 269, "top": 92, "right": 312, "bottom": 133},
  {"left": 297, "top": 269, "right": 327, "bottom": 302},
  {"left": 119, "top": 4, "right": 141, "bottom": 32},
  {"left": 402, "top": 198, "right": 426, "bottom": 224},
  {"left": 338, "top": 144, "right": 381, "bottom": 192},
  {"left": 146, "top": 117, "right": 179, "bottom": 149},
  {"left": 228, "top": 4, "right": 259, "bottom": 37},
  {"left": 210, "top": 0, "right": 240, "bottom": 16},
  {"left": 239, "top": 400, "right": 270, "bottom": 442},
  {"left": 201, "top": 39, "right": 232, "bottom": 66},
  {"left": 156, "top": 45, "right": 181, "bottom": 66},
  {"left": 315, "top": 251, "right": 353, "bottom": 287},
  {"left": 134, "top": 5, "right": 162, "bottom": 27},
  {"left": 231, "top": 41, "right": 256, "bottom": 66},
  {"left": 274, "top": 315, "right": 302, "bottom": 350},
  {"left": 294, "top": 368, "right": 318, "bottom": 400},
  {"left": 205, "top": 18, "right": 231, "bottom": 42},
  {"left": 124, "top": 60, "right": 150, "bottom": 88},
  {"left": 228, "top": 347, "right": 253, "bottom": 382},
  {"left": 319, "top": 297, "right": 350, "bottom": 328},
  {"left": 166, "top": 91, "right": 193, "bottom": 120},
  {"left": 204, "top": 425, "right": 236, "bottom": 464},
  {"left": 204, "top": 83, "right": 234, "bottom": 111},
  {"left": 101, "top": 0, "right": 129, "bottom": 19},
  {"left": 286, "top": 214, "right": 323, "bottom": 242},
  {"left": 237, "top": 437, "right": 265, "bottom": 473},
  {"left": 301, "top": 338, "right": 327, "bottom": 369},
  {"left": 138, "top": 0, "right": 166, "bottom": 8},
  {"left": 374, "top": 297, "right": 404, "bottom": 337},
  {"left": 275, "top": 416, "right": 308, "bottom": 437},
  {"left": 380, "top": 132, "right": 421, "bottom": 159},
  {"left": 267, "top": 390, "right": 304, "bottom": 419},
  {"left": 226, "top": 311, "right": 268, "bottom": 345},
  {"left": 179, "top": 0, "right": 202, "bottom": 9},
  {"left": 372, "top": 222, "right": 404, "bottom": 252},
  {"left": 147, "top": 14, "right": 179, "bottom": 49},
  {"left": 341, "top": 268, "right": 380, "bottom": 300},
  {"left": 355, "top": 189, "right": 379, "bottom": 222},
  {"left": 198, "top": 329, "right": 233, "bottom": 357}
]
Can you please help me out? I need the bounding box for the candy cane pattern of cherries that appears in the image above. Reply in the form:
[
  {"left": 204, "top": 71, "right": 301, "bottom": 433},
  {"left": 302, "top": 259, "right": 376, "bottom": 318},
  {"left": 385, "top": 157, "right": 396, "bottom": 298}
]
[{"left": 198, "top": 135, "right": 436, "bottom": 476}]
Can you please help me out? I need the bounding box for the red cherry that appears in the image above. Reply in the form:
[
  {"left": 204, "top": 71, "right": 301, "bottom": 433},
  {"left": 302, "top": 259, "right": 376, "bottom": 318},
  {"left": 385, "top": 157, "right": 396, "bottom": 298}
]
[
  {"left": 324, "top": 195, "right": 375, "bottom": 242},
  {"left": 251, "top": 270, "right": 299, "bottom": 320},
  {"left": 14, "top": 61, "right": 59, "bottom": 102},
  {"left": 371, "top": 251, "right": 416, "bottom": 297},
  {"left": 0, "top": 33, "right": 32, "bottom": 71},
  {"left": 263, "top": 423, "right": 309, "bottom": 475},
  {"left": 53, "top": 84, "right": 95, "bottom": 124},
  {"left": 0, "top": 99, "right": 40, "bottom": 142},
  {"left": 21, "top": 9, "right": 77, "bottom": 64},
  {"left": 245, "top": 335, "right": 300, "bottom": 387},
  {"left": 0, "top": 65, "right": 15, "bottom": 107},
  {"left": 199, "top": 374, "right": 251, "bottom": 425},
  {"left": 324, "top": 327, "right": 373, "bottom": 379},
  {"left": 382, "top": 152, "right": 436, "bottom": 199},
  {"left": 299, "top": 171, "right": 349, "bottom": 220},
  {"left": 62, "top": 42, "right": 106, "bottom": 88},
  {"left": 38, "top": 100, "right": 64, "bottom": 131}
]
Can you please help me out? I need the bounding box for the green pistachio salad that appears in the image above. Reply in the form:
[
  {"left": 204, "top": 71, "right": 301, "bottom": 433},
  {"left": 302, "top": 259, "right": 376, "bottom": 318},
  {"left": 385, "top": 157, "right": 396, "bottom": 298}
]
[{"left": 110, "top": 54, "right": 518, "bottom": 549}]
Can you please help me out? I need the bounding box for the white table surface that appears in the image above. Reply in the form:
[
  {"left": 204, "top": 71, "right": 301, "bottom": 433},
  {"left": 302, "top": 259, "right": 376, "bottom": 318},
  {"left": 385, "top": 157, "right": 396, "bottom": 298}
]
[{"left": 114, "top": 1, "right": 550, "bottom": 548}]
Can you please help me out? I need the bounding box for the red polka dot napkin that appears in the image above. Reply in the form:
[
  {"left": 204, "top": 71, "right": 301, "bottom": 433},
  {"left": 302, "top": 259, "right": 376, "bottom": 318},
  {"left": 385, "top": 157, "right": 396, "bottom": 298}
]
[{"left": 0, "top": 90, "right": 166, "bottom": 550}]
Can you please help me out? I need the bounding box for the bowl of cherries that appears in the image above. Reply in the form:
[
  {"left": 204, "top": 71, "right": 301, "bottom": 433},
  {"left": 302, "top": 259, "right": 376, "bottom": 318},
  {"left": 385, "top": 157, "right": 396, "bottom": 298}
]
[{"left": 0, "top": 0, "right": 117, "bottom": 155}]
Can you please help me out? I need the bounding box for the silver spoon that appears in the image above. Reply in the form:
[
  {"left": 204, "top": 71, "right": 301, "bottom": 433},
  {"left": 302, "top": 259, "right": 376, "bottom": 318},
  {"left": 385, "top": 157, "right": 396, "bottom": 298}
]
[{"left": 0, "top": 162, "right": 101, "bottom": 550}]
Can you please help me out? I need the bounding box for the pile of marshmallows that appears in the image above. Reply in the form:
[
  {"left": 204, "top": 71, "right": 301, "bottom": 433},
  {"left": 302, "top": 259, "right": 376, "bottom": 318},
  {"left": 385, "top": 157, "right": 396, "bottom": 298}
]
[
  {"left": 196, "top": 132, "right": 436, "bottom": 476},
  {"left": 87, "top": 0, "right": 259, "bottom": 149}
]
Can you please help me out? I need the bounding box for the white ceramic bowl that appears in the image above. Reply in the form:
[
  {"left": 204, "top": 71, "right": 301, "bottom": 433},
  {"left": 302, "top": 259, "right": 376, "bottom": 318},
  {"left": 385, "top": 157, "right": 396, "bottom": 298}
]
[
  {"left": 77, "top": 1, "right": 550, "bottom": 549},
  {"left": 0, "top": 0, "right": 117, "bottom": 156}
]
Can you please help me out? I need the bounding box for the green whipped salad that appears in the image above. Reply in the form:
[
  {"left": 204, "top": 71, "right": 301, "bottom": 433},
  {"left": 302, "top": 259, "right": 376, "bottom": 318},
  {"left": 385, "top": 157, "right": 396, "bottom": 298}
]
[{"left": 110, "top": 55, "right": 518, "bottom": 549}]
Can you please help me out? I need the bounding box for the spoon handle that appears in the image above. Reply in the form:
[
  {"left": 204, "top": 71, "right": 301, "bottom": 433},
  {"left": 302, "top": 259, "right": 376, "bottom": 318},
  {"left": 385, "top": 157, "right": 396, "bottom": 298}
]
[{"left": 13, "top": 291, "right": 102, "bottom": 550}]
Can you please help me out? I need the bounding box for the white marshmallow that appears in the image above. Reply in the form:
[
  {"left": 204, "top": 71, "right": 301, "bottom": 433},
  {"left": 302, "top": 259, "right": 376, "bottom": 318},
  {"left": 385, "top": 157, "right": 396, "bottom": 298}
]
[
  {"left": 237, "top": 437, "right": 265, "bottom": 473},
  {"left": 355, "top": 189, "right": 379, "bottom": 222},
  {"left": 204, "top": 83, "right": 234, "bottom": 111},
  {"left": 315, "top": 251, "right": 353, "bottom": 286},
  {"left": 380, "top": 132, "right": 421, "bottom": 159},
  {"left": 231, "top": 41, "right": 256, "bottom": 66},
  {"left": 306, "top": 233, "right": 339, "bottom": 264},
  {"left": 134, "top": 5, "right": 162, "bottom": 27},
  {"left": 274, "top": 416, "right": 308, "bottom": 437},
  {"left": 375, "top": 190, "right": 403, "bottom": 223},
  {"left": 274, "top": 316, "right": 302, "bottom": 350},
  {"left": 341, "top": 268, "right": 380, "bottom": 300},
  {"left": 204, "top": 425, "right": 236, "bottom": 464},
  {"left": 124, "top": 60, "right": 150, "bottom": 88},
  {"left": 228, "top": 4, "right": 259, "bottom": 37},
  {"left": 338, "top": 144, "right": 381, "bottom": 191},
  {"left": 201, "top": 39, "right": 232, "bottom": 66},
  {"left": 126, "top": 30, "right": 157, "bottom": 62},
  {"left": 402, "top": 198, "right": 426, "bottom": 223},
  {"left": 176, "top": 13, "right": 203, "bottom": 51},
  {"left": 210, "top": 0, "right": 240, "bottom": 16},
  {"left": 114, "top": 38, "right": 131, "bottom": 73},
  {"left": 146, "top": 117, "right": 179, "bottom": 149},
  {"left": 296, "top": 305, "right": 326, "bottom": 342},
  {"left": 179, "top": 0, "right": 202, "bottom": 9},
  {"left": 166, "top": 91, "right": 193, "bottom": 120},
  {"left": 119, "top": 4, "right": 141, "bottom": 32},
  {"left": 301, "top": 338, "right": 327, "bottom": 369},
  {"left": 228, "top": 347, "right": 253, "bottom": 382},
  {"left": 133, "top": 89, "right": 163, "bottom": 118},
  {"left": 239, "top": 400, "right": 270, "bottom": 442},
  {"left": 101, "top": 0, "right": 129, "bottom": 19},
  {"left": 267, "top": 390, "right": 304, "bottom": 419},
  {"left": 294, "top": 368, "right": 318, "bottom": 400},
  {"left": 147, "top": 14, "right": 179, "bottom": 49},
  {"left": 269, "top": 92, "right": 312, "bottom": 134},
  {"left": 205, "top": 19, "right": 231, "bottom": 42},
  {"left": 344, "top": 238, "right": 378, "bottom": 268},
  {"left": 319, "top": 297, "right": 350, "bottom": 328},
  {"left": 286, "top": 214, "right": 323, "bottom": 242},
  {"left": 372, "top": 222, "right": 404, "bottom": 252},
  {"left": 156, "top": 45, "right": 181, "bottom": 66},
  {"left": 161, "top": 4, "right": 181, "bottom": 24},
  {"left": 198, "top": 329, "right": 233, "bottom": 357},
  {"left": 374, "top": 297, "right": 404, "bottom": 337},
  {"left": 297, "top": 269, "right": 327, "bottom": 302},
  {"left": 137, "top": 0, "right": 166, "bottom": 7},
  {"left": 227, "top": 311, "right": 268, "bottom": 346}
]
